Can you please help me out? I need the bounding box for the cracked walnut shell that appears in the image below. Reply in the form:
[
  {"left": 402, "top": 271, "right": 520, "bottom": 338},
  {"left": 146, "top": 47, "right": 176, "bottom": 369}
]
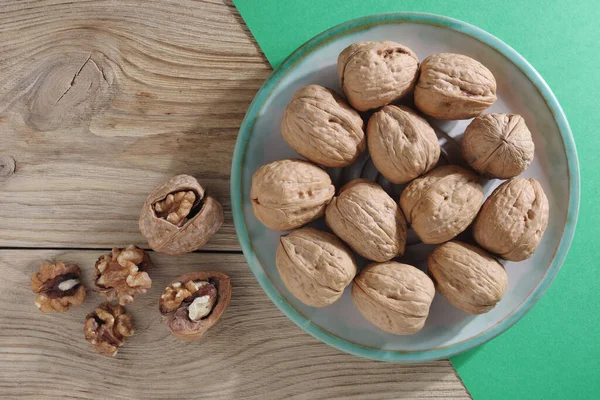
[
  {"left": 428, "top": 241, "right": 508, "bottom": 315},
  {"left": 84, "top": 302, "right": 134, "bottom": 357},
  {"left": 281, "top": 85, "right": 366, "bottom": 167},
  {"left": 94, "top": 245, "right": 152, "bottom": 305},
  {"left": 31, "top": 262, "right": 86, "bottom": 312},
  {"left": 352, "top": 262, "right": 435, "bottom": 335},
  {"left": 367, "top": 105, "right": 440, "bottom": 184},
  {"left": 139, "top": 174, "right": 224, "bottom": 255},
  {"left": 400, "top": 165, "right": 483, "bottom": 244},
  {"left": 415, "top": 53, "right": 497, "bottom": 119},
  {"left": 338, "top": 41, "right": 419, "bottom": 111},
  {"left": 159, "top": 271, "right": 231, "bottom": 340},
  {"left": 250, "top": 158, "right": 335, "bottom": 231},
  {"left": 325, "top": 179, "right": 407, "bottom": 262},
  {"left": 474, "top": 178, "right": 549, "bottom": 261},
  {"left": 276, "top": 227, "right": 356, "bottom": 307},
  {"left": 462, "top": 113, "right": 535, "bottom": 179}
]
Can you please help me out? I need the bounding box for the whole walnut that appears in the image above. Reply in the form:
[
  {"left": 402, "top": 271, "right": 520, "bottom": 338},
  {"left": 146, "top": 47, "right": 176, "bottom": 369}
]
[
  {"left": 414, "top": 53, "right": 497, "bottom": 119},
  {"left": 352, "top": 262, "right": 435, "bottom": 335},
  {"left": 462, "top": 113, "right": 535, "bottom": 179},
  {"left": 281, "top": 85, "right": 366, "bottom": 167},
  {"left": 428, "top": 241, "right": 508, "bottom": 314},
  {"left": 326, "top": 179, "right": 407, "bottom": 262},
  {"left": 251, "top": 159, "right": 335, "bottom": 231},
  {"left": 367, "top": 105, "right": 440, "bottom": 184},
  {"left": 276, "top": 227, "right": 356, "bottom": 307},
  {"left": 400, "top": 165, "right": 483, "bottom": 244},
  {"left": 337, "top": 41, "right": 419, "bottom": 111},
  {"left": 474, "top": 178, "right": 549, "bottom": 261},
  {"left": 139, "top": 175, "right": 224, "bottom": 255}
]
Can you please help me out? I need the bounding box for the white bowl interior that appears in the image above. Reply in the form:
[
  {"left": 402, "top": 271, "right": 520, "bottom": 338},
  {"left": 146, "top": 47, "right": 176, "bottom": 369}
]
[{"left": 240, "top": 22, "right": 570, "bottom": 351}]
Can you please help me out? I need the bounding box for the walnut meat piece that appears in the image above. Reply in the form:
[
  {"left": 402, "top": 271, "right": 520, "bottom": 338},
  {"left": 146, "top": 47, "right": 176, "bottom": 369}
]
[
  {"left": 337, "top": 41, "right": 419, "bottom": 111},
  {"left": 367, "top": 105, "right": 440, "bottom": 184},
  {"left": 462, "top": 113, "right": 535, "bottom": 179},
  {"left": 159, "top": 271, "right": 231, "bottom": 340},
  {"left": 325, "top": 179, "right": 407, "bottom": 262},
  {"left": 428, "top": 241, "right": 508, "bottom": 314},
  {"left": 352, "top": 262, "right": 435, "bottom": 335},
  {"left": 139, "top": 175, "right": 224, "bottom": 255},
  {"left": 276, "top": 227, "right": 356, "bottom": 307},
  {"left": 94, "top": 245, "right": 152, "bottom": 305},
  {"left": 415, "top": 53, "right": 497, "bottom": 119},
  {"left": 474, "top": 178, "right": 549, "bottom": 261},
  {"left": 400, "top": 165, "right": 483, "bottom": 244},
  {"left": 31, "top": 262, "right": 86, "bottom": 312},
  {"left": 281, "top": 85, "right": 366, "bottom": 167},
  {"left": 250, "top": 159, "right": 335, "bottom": 231},
  {"left": 84, "top": 302, "right": 134, "bottom": 357}
]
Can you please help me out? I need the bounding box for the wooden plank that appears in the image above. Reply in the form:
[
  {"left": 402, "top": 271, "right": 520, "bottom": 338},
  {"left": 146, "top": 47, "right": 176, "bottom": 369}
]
[
  {"left": 0, "top": 0, "right": 272, "bottom": 250},
  {"left": 0, "top": 250, "right": 469, "bottom": 399}
]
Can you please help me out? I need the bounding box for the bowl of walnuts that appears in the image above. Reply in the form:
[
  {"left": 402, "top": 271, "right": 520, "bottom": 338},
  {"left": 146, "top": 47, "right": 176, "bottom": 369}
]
[{"left": 231, "top": 13, "right": 579, "bottom": 362}]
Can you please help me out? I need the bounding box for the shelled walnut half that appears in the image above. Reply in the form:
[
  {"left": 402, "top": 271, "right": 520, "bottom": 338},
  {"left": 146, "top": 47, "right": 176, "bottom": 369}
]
[
  {"left": 139, "top": 174, "right": 224, "bottom": 255},
  {"left": 31, "top": 262, "right": 86, "bottom": 312},
  {"left": 159, "top": 271, "right": 231, "bottom": 340},
  {"left": 94, "top": 245, "right": 152, "bottom": 305},
  {"left": 84, "top": 302, "right": 134, "bottom": 357}
]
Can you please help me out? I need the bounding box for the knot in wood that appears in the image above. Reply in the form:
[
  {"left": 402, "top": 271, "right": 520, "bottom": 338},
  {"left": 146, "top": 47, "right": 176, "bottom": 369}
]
[{"left": 0, "top": 155, "right": 16, "bottom": 181}]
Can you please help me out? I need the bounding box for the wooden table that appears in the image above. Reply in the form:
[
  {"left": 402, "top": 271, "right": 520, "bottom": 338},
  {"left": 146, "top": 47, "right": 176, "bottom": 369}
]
[{"left": 0, "top": 1, "right": 469, "bottom": 398}]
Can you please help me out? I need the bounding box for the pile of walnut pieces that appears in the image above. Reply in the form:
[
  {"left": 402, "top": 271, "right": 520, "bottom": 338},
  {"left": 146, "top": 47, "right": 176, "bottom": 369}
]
[
  {"left": 31, "top": 175, "right": 231, "bottom": 357},
  {"left": 251, "top": 41, "right": 549, "bottom": 335}
]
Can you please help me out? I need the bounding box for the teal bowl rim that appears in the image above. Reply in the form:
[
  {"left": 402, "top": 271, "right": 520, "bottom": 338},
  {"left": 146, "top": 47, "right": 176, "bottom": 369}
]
[{"left": 230, "top": 12, "right": 580, "bottom": 362}]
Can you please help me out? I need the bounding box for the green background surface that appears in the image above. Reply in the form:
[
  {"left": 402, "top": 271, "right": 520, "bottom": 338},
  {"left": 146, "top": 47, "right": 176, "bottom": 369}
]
[{"left": 233, "top": 1, "right": 600, "bottom": 399}]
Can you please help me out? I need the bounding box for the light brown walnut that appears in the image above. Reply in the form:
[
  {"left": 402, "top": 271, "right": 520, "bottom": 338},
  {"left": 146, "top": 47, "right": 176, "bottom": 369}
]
[
  {"left": 84, "top": 302, "right": 134, "bottom": 357},
  {"left": 31, "top": 262, "right": 86, "bottom": 312}
]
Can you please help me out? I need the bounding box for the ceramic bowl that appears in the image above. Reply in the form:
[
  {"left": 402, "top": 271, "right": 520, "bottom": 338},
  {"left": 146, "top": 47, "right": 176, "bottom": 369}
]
[{"left": 231, "top": 13, "right": 579, "bottom": 362}]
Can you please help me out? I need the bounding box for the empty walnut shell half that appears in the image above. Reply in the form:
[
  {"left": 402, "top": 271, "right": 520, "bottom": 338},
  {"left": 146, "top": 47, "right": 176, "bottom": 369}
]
[
  {"left": 474, "top": 178, "right": 549, "bottom": 261},
  {"left": 326, "top": 179, "right": 407, "bottom": 262},
  {"left": 276, "top": 227, "right": 356, "bottom": 307},
  {"left": 281, "top": 85, "right": 366, "bottom": 167},
  {"left": 352, "top": 262, "right": 435, "bottom": 335},
  {"left": 400, "top": 165, "right": 484, "bottom": 244},
  {"left": 251, "top": 158, "right": 335, "bottom": 231},
  {"left": 367, "top": 105, "right": 440, "bottom": 184},
  {"left": 159, "top": 271, "right": 231, "bottom": 340},
  {"left": 428, "top": 241, "right": 508, "bottom": 314},
  {"left": 415, "top": 53, "right": 497, "bottom": 119},
  {"left": 84, "top": 302, "right": 134, "bottom": 357},
  {"left": 462, "top": 113, "right": 535, "bottom": 179},
  {"left": 338, "top": 41, "right": 419, "bottom": 111},
  {"left": 139, "top": 174, "right": 224, "bottom": 255},
  {"left": 31, "top": 262, "right": 86, "bottom": 312}
]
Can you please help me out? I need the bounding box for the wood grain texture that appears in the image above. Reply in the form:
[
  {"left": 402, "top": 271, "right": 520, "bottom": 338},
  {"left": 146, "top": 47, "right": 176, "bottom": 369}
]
[
  {"left": 0, "top": 250, "right": 469, "bottom": 400},
  {"left": 0, "top": 0, "right": 271, "bottom": 250}
]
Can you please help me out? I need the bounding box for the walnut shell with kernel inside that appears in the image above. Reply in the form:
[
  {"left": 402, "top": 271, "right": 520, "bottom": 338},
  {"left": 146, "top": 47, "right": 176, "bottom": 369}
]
[
  {"left": 159, "top": 271, "right": 231, "bottom": 340},
  {"left": 337, "top": 41, "right": 419, "bottom": 111},
  {"left": 276, "top": 227, "right": 356, "bottom": 307},
  {"left": 400, "top": 165, "right": 483, "bottom": 244},
  {"left": 281, "top": 85, "right": 366, "bottom": 167},
  {"left": 139, "top": 174, "right": 224, "bottom": 255},
  {"left": 474, "top": 178, "right": 549, "bottom": 261},
  {"left": 415, "top": 53, "right": 497, "bottom": 119}
]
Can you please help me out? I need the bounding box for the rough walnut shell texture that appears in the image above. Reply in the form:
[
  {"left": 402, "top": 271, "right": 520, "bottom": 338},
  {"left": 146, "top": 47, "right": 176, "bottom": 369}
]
[
  {"left": 276, "top": 227, "right": 356, "bottom": 307},
  {"left": 337, "top": 41, "right": 419, "bottom": 111},
  {"left": 462, "top": 113, "right": 535, "bottom": 179},
  {"left": 84, "top": 302, "right": 134, "bottom": 357},
  {"left": 326, "top": 179, "right": 407, "bottom": 262},
  {"left": 367, "top": 105, "right": 440, "bottom": 184},
  {"left": 400, "top": 165, "right": 484, "bottom": 244},
  {"left": 415, "top": 53, "right": 497, "bottom": 119},
  {"left": 281, "top": 85, "right": 366, "bottom": 167},
  {"left": 428, "top": 241, "right": 508, "bottom": 314},
  {"left": 251, "top": 159, "right": 335, "bottom": 231},
  {"left": 474, "top": 178, "right": 549, "bottom": 261},
  {"left": 352, "top": 262, "right": 435, "bottom": 335},
  {"left": 159, "top": 271, "right": 231, "bottom": 340},
  {"left": 139, "top": 174, "right": 224, "bottom": 255},
  {"left": 31, "top": 262, "right": 86, "bottom": 312}
]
